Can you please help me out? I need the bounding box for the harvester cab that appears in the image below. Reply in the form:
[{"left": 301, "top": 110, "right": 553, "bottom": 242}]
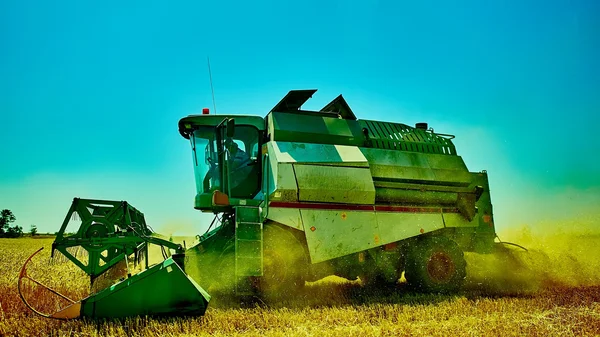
[{"left": 180, "top": 113, "right": 265, "bottom": 212}]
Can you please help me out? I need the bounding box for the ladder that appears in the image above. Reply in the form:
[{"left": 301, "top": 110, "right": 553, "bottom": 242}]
[{"left": 234, "top": 206, "right": 263, "bottom": 294}]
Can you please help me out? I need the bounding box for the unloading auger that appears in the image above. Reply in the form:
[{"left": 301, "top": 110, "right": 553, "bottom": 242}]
[{"left": 18, "top": 198, "right": 210, "bottom": 320}]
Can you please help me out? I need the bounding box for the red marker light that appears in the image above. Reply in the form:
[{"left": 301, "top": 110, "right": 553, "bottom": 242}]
[{"left": 202, "top": 108, "right": 210, "bottom": 115}]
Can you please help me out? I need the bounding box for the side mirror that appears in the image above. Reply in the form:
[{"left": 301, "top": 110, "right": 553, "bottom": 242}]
[{"left": 226, "top": 118, "right": 235, "bottom": 138}]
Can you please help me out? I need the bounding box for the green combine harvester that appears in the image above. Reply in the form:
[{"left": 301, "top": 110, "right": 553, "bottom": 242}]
[{"left": 19, "top": 89, "right": 498, "bottom": 319}]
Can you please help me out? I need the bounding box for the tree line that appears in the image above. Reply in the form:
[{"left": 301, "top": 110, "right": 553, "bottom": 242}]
[{"left": 1, "top": 209, "right": 27, "bottom": 238}]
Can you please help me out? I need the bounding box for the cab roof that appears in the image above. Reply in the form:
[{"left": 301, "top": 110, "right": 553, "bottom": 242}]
[{"left": 178, "top": 115, "right": 265, "bottom": 139}]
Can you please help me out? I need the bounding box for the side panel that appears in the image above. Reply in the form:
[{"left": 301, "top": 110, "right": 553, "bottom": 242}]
[
  {"left": 376, "top": 212, "right": 445, "bottom": 246},
  {"left": 268, "top": 161, "right": 298, "bottom": 202},
  {"left": 296, "top": 206, "right": 473, "bottom": 264},
  {"left": 361, "top": 147, "right": 473, "bottom": 185},
  {"left": 294, "top": 165, "right": 376, "bottom": 204},
  {"left": 266, "top": 207, "right": 304, "bottom": 231},
  {"left": 442, "top": 213, "right": 478, "bottom": 228},
  {"left": 301, "top": 209, "right": 379, "bottom": 264},
  {"left": 270, "top": 141, "right": 369, "bottom": 166},
  {"left": 265, "top": 141, "right": 376, "bottom": 205},
  {"left": 278, "top": 203, "right": 491, "bottom": 263},
  {"left": 269, "top": 112, "right": 365, "bottom": 147}
]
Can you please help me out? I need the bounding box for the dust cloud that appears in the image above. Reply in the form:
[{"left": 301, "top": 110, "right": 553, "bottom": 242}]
[{"left": 465, "top": 214, "right": 600, "bottom": 295}]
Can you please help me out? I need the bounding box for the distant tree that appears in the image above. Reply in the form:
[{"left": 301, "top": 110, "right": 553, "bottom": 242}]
[
  {"left": 1, "top": 209, "right": 23, "bottom": 238},
  {"left": 6, "top": 225, "right": 23, "bottom": 238},
  {"left": 30, "top": 224, "right": 38, "bottom": 236},
  {"left": 1, "top": 209, "right": 16, "bottom": 236}
]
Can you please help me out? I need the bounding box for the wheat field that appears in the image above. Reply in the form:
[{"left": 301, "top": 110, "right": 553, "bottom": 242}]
[{"left": 1, "top": 236, "right": 599, "bottom": 337}]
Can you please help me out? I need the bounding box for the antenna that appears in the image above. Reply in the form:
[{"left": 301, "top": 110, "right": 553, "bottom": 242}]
[{"left": 207, "top": 56, "right": 217, "bottom": 114}]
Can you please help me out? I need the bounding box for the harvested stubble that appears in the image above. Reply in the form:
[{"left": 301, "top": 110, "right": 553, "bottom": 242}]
[{"left": 1, "top": 237, "right": 599, "bottom": 337}]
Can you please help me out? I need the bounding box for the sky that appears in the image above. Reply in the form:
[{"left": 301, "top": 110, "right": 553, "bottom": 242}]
[{"left": 1, "top": 0, "right": 599, "bottom": 236}]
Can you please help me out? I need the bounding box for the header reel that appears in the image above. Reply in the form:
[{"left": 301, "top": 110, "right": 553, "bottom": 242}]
[
  {"left": 51, "top": 198, "right": 183, "bottom": 282},
  {"left": 18, "top": 198, "right": 210, "bottom": 320}
]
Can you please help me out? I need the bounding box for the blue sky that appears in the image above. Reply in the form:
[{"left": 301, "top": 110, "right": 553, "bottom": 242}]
[{"left": 1, "top": 0, "right": 599, "bottom": 235}]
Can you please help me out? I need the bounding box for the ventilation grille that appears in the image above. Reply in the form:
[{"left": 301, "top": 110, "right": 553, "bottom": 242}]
[{"left": 361, "top": 120, "right": 457, "bottom": 155}]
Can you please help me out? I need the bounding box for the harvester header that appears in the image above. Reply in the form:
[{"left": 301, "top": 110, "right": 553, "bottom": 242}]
[{"left": 19, "top": 198, "right": 210, "bottom": 319}]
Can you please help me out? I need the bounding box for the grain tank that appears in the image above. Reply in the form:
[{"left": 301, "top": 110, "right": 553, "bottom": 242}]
[{"left": 180, "top": 89, "right": 497, "bottom": 295}]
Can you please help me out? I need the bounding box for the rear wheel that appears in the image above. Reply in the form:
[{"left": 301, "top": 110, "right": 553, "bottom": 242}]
[{"left": 404, "top": 236, "right": 466, "bottom": 293}]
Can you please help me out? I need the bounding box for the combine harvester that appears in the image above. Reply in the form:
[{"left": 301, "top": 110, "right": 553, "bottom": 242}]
[{"left": 20, "top": 89, "right": 500, "bottom": 319}]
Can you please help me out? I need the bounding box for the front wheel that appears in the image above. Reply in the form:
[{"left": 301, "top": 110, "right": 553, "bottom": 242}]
[
  {"left": 257, "top": 224, "right": 307, "bottom": 300},
  {"left": 404, "top": 236, "right": 466, "bottom": 293}
]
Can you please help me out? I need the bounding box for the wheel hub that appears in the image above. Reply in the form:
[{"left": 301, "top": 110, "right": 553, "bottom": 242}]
[
  {"left": 263, "top": 249, "right": 290, "bottom": 283},
  {"left": 85, "top": 223, "right": 109, "bottom": 238},
  {"left": 426, "top": 251, "right": 456, "bottom": 283}
]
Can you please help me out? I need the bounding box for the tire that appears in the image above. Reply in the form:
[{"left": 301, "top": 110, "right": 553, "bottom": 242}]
[
  {"left": 404, "top": 236, "right": 466, "bottom": 293},
  {"left": 359, "top": 252, "right": 402, "bottom": 288},
  {"left": 196, "top": 242, "right": 236, "bottom": 296},
  {"left": 257, "top": 224, "right": 307, "bottom": 300}
]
